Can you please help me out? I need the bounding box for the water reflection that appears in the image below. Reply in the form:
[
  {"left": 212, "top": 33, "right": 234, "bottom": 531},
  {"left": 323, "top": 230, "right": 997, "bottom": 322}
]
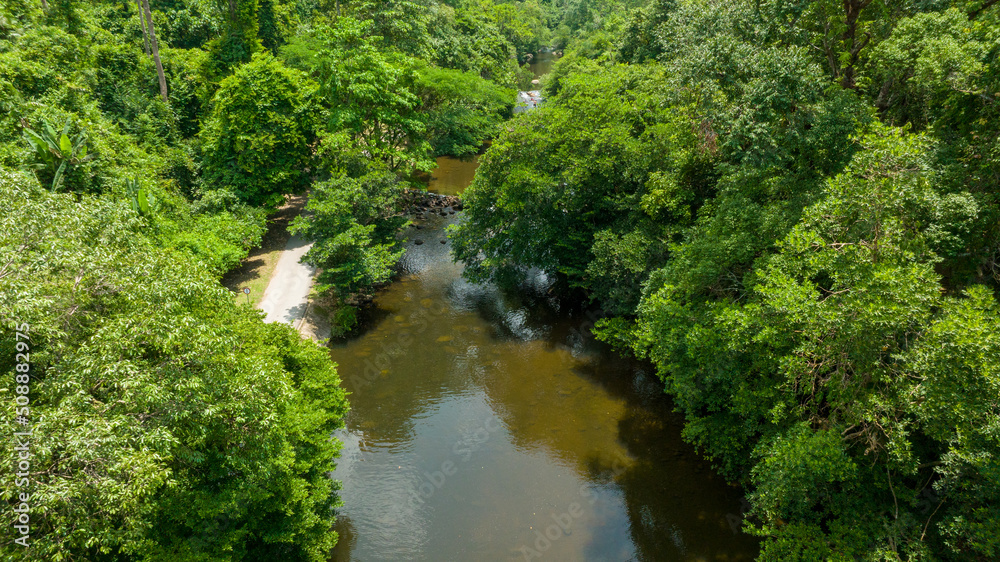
[
  {"left": 529, "top": 50, "right": 557, "bottom": 80},
  {"left": 428, "top": 156, "right": 480, "bottom": 196},
  {"left": 328, "top": 205, "right": 758, "bottom": 560}
]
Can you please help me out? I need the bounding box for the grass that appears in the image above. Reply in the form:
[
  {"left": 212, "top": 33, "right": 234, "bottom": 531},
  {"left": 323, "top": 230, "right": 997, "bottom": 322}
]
[{"left": 221, "top": 193, "right": 308, "bottom": 306}]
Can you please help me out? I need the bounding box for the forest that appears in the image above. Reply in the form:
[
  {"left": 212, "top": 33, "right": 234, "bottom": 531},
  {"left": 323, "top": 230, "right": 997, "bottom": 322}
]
[{"left": 1, "top": 0, "right": 999, "bottom": 560}]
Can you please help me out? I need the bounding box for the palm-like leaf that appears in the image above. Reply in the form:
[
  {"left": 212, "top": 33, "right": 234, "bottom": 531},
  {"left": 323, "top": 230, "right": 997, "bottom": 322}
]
[
  {"left": 22, "top": 118, "right": 95, "bottom": 191},
  {"left": 52, "top": 161, "right": 68, "bottom": 192}
]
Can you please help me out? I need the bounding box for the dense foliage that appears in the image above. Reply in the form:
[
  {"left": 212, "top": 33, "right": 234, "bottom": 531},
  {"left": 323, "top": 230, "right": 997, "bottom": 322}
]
[
  {"left": 453, "top": 0, "right": 1000, "bottom": 559},
  {"left": 7, "top": 0, "right": 997, "bottom": 558},
  {"left": 202, "top": 51, "right": 319, "bottom": 207},
  {"left": 0, "top": 0, "right": 568, "bottom": 557},
  {"left": 1, "top": 171, "right": 348, "bottom": 559},
  {"left": 290, "top": 168, "right": 409, "bottom": 297}
]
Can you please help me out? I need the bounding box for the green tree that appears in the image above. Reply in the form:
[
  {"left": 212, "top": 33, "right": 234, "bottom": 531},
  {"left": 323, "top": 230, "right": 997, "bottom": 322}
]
[
  {"left": 0, "top": 169, "right": 348, "bottom": 560},
  {"left": 450, "top": 63, "right": 678, "bottom": 305},
  {"left": 488, "top": 0, "right": 550, "bottom": 63},
  {"left": 344, "top": 0, "right": 432, "bottom": 58},
  {"left": 282, "top": 18, "right": 431, "bottom": 171},
  {"left": 635, "top": 125, "right": 996, "bottom": 559},
  {"left": 257, "top": 0, "right": 282, "bottom": 53},
  {"left": 290, "top": 168, "right": 408, "bottom": 298},
  {"left": 616, "top": 0, "right": 675, "bottom": 63},
  {"left": 424, "top": 1, "right": 522, "bottom": 88},
  {"left": 201, "top": 51, "right": 318, "bottom": 207},
  {"left": 412, "top": 61, "right": 513, "bottom": 157},
  {"left": 208, "top": 0, "right": 263, "bottom": 77},
  {"left": 0, "top": 25, "right": 91, "bottom": 100},
  {"left": 870, "top": 8, "right": 990, "bottom": 129},
  {"left": 45, "top": 0, "right": 82, "bottom": 34}
]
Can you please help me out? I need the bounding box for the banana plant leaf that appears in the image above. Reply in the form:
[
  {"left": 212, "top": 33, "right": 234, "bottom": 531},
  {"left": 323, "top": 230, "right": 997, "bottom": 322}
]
[
  {"left": 137, "top": 188, "right": 149, "bottom": 215},
  {"left": 52, "top": 160, "right": 67, "bottom": 192}
]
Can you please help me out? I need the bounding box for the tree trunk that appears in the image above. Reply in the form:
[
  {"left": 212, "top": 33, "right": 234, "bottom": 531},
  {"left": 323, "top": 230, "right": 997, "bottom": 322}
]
[
  {"left": 136, "top": 0, "right": 151, "bottom": 56},
  {"left": 141, "top": 0, "right": 168, "bottom": 104},
  {"left": 40, "top": 0, "right": 48, "bottom": 10},
  {"left": 838, "top": 0, "right": 873, "bottom": 90}
]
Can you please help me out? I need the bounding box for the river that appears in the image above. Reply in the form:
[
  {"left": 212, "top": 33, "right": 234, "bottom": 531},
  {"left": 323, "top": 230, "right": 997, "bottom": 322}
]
[
  {"left": 528, "top": 49, "right": 557, "bottom": 79},
  {"left": 427, "top": 155, "right": 479, "bottom": 196},
  {"left": 327, "top": 51, "right": 759, "bottom": 561},
  {"left": 328, "top": 191, "right": 759, "bottom": 562}
]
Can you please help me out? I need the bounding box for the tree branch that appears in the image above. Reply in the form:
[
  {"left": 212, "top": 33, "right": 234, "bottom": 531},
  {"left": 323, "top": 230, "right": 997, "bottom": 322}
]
[{"left": 969, "top": 0, "right": 999, "bottom": 20}]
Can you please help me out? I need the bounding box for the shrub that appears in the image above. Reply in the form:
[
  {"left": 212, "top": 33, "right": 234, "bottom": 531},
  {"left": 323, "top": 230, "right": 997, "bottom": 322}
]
[{"left": 201, "top": 52, "right": 318, "bottom": 208}]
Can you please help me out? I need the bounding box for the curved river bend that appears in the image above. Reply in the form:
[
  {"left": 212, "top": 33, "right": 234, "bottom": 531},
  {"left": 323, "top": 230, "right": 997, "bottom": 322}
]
[{"left": 327, "top": 160, "right": 759, "bottom": 560}]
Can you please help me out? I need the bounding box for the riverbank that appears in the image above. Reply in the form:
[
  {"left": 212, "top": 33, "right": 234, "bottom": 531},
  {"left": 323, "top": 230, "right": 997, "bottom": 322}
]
[
  {"left": 402, "top": 188, "right": 463, "bottom": 216},
  {"left": 328, "top": 172, "right": 759, "bottom": 561}
]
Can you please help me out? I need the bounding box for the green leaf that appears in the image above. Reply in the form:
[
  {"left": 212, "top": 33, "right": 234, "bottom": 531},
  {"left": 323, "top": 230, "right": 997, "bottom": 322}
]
[
  {"left": 23, "top": 131, "right": 42, "bottom": 151},
  {"left": 52, "top": 160, "right": 67, "bottom": 192},
  {"left": 60, "top": 133, "right": 71, "bottom": 154},
  {"left": 137, "top": 189, "right": 149, "bottom": 215}
]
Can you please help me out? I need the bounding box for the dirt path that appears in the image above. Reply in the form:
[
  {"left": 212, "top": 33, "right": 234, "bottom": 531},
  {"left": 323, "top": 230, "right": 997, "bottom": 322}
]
[
  {"left": 222, "top": 194, "right": 322, "bottom": 335},
  {"left": 222, "top": 193, "right": 308, "bottom": 303},
  {"left": 258, "top": 232, "right": 316, "bottom": 328}
]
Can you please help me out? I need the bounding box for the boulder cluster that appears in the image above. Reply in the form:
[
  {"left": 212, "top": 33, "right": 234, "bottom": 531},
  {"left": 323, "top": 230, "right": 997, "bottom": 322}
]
[{"left": 401, "top": 190, "right": 463, "bottom": 219}]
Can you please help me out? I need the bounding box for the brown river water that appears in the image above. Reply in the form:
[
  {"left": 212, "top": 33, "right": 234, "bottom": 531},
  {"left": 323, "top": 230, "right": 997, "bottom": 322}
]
[
  {"left": 528, "top": 49, "right": 557, "bottom": 80},
  {"left": 326, "top": 165, "right": 760, "bottom": 559},
  {"left": 427, "top": 156, "right": 480, "bottom": 196}
]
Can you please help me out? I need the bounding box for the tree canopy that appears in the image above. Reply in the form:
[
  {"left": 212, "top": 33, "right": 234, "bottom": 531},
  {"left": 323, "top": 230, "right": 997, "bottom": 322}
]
[
  {"left": 1, "top": 170, "right": 348, "bottom": 560},
  {"left": 202, "top": 51, "right": 319, "bottom": 208},
  {"left": 4, "top": 0, "right": 1000, "bottom": 558},
  {"left": 452, "top": 0, "right": 1000, "bottom": 558}
]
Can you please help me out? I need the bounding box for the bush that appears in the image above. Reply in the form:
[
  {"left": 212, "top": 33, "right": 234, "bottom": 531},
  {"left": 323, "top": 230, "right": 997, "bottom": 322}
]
[
  {"left": 0, "top": 25, "right": 90, "bottom": 100},
  {"left": 0, "top": 169, "right": 347, "bottom": 560},
  {"left": 201, "top": 52, "right": 318, "bottom": 208},
  {"left": 169, "top": 206, "right": 267, "bottom": 276}
]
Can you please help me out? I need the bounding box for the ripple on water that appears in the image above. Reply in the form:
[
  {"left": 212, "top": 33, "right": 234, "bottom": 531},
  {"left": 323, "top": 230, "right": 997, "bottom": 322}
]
[{"left": 327, "top": 150, "right": 758, "bottom": 562}]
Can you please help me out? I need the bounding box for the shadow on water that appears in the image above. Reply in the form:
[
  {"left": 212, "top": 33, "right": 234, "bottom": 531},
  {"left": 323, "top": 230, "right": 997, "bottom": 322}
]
[
  {"left": 327, "top": 61, "right": 758, "bottom": 561},
  {"left": 327, "top": 211, "right": 760, "bottom": 560}
]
